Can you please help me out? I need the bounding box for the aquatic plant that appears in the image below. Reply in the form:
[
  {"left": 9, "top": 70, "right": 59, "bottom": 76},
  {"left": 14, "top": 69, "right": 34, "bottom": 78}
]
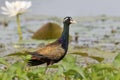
[
  {"left": 1, "top": 1, "right": 31, "bottom": 41},
  {"left": 1, "top": 52, "right": 120, "bottom": 80},
  {"left": 32, "top": 22, "right": 63, "bottom": 40}
]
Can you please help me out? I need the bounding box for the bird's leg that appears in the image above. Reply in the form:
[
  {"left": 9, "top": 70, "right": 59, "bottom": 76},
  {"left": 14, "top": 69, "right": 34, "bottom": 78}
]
[
  {"left": 44, "top": 62, "right": 49, "bottom": 74},
  {"left": 44, "top": 61, "right": 54, "bottom": 74}
]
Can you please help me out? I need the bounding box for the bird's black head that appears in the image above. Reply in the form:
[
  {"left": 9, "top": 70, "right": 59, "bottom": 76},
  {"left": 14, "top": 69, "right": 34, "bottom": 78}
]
[{"left": 63, "top": 16, "right": 76, "bottom": 25}]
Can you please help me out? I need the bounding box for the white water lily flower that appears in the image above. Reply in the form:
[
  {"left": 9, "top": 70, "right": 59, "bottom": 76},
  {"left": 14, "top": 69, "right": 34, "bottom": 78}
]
[{"left": 1, "top": 1, "right": 31, "bottom": 17}]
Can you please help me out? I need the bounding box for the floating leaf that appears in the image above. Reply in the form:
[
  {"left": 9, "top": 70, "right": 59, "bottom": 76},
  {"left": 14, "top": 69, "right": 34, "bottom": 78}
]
[
  {"left": 89, "top": 56, "right": 104, "bottom": 62},
  {"left": 6, "top": 51, "right": 29, "bottom": 57},
  {"left": 70, "top": 52, "right": 104, "bottom": 62},
  {"left": 70, "top": 52, "right": 89, "bottom": 57}
]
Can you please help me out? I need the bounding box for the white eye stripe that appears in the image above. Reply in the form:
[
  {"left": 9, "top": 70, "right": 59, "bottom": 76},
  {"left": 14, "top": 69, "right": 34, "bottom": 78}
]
[
  {"left": 64, "top": 18, "right": 68, "bottom": 21},
  {"left": 64, "top": 17, "right": 72, "bottom": 22}
]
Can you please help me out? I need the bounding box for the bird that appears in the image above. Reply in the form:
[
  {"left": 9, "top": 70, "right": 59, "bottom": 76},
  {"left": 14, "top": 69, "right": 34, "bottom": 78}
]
[{"left": 28, "top": 16, "right": 76, "bottom": 72}]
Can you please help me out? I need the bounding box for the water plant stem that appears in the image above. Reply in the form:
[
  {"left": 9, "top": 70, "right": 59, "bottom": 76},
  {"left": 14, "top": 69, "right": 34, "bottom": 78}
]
[{"left": 16, "top": 14, "right": 23, "bottom": 41}]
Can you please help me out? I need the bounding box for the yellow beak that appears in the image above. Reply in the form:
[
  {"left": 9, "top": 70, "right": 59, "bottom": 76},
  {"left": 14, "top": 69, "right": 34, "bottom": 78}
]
[{"left": 70, "top": 20, "right": 77, "bottom": 24}]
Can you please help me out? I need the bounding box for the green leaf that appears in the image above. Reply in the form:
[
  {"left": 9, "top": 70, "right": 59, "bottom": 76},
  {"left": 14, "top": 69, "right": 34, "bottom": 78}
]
[
  {"left": 2, "top": 73, "right": 8, "bottom": 80},
  {"left": 62, "top": 54, "right": 76, "bottom": 63},
  {"left": 113, "top": 53, "right": 120, "bottom": 68},
  {"left": 64, "top": 69, "right": 83, "bottom": 79},
  {"left": 88, "top": 64, "right": 115, "bottom": 72},
  {"left": 49, "top": 64, "right": 58, "bottom": 68},
  {"left": 64, "top": 69, "right": 79, "bottom": 75},
  {"left": 0, "top": 57, "right": 10, "bottom": 66}
]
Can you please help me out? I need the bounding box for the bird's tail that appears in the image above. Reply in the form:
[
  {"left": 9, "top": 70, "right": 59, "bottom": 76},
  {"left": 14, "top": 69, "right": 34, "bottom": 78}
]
[
  {"left": 28, "top": 59, "right": 45, "bottom": 66},
  {"left": 27, "top": 52, "right": 46, "bottom": 66}
]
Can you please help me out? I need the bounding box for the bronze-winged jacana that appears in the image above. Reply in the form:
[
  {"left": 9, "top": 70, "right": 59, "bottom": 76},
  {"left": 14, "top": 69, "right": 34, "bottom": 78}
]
[{"left": 28, "top": 16, "right": 76, "bottom": 72}]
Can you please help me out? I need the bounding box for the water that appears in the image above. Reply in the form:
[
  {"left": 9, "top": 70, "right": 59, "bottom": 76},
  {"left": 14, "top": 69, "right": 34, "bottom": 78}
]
[{"left": 0, "top": 16, "right": 120, "bottom": 56}]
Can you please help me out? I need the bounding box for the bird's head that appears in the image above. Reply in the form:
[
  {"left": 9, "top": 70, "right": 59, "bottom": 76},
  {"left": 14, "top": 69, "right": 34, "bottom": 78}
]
[{"left": 63, "top": 16, "right": 76, "bottom": 25}]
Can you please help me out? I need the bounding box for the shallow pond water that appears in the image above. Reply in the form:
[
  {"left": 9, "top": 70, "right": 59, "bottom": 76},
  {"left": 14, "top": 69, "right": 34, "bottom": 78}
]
[{"left": 0, "top": 17, "right": 120, "bottom": 56}]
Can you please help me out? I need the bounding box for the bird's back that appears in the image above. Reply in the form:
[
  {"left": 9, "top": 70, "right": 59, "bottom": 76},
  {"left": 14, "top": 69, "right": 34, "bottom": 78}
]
[{"left": 28, "top": 40, "right": 65, "bottom": 66}]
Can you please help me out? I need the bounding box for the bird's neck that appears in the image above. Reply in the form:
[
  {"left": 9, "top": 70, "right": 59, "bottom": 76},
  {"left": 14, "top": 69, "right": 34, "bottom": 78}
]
[{"left": 58, "top": 23, "right": 70, "bottom": 52}]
